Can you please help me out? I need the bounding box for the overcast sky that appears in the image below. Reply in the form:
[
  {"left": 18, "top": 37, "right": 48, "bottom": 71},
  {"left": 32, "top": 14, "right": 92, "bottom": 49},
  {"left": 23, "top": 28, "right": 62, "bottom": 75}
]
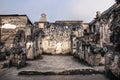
[{"left": 0, "top": 0, "right": 115, "bottom": 23}]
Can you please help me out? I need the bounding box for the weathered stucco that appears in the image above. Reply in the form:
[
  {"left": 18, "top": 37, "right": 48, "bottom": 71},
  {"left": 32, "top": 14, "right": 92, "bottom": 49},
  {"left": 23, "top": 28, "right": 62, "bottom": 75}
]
[{"left": 41, "top": 38, "right": 71, "bottom": 54}]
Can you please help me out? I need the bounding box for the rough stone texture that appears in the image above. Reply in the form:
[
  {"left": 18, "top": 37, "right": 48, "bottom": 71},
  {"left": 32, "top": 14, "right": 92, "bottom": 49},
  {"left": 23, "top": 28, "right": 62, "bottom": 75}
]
[
  {"left": 0, "top": 15, "right": 32, "bottom": 49},
  {"left": 73, "top": 2, "right": 120, "bottom": 79},
  {"left": 34, "top": 19, "right": 83, "bottom": 54},
  {"left": 89, "top": 3, "right": 120, "bottom": 79},
  {"left": 41, "top": 24, "right": 72, "bottom": 54}
]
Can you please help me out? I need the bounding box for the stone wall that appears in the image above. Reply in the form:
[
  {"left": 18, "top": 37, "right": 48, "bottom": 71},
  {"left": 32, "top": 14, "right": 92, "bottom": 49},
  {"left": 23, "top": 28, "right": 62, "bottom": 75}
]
[
  {"left": 74, "top": 2, "right": 120, "bottom": 68},
  {"left": 41, "top": 23, "right": 71, "bottom": 54},
  {"left": 0, "top": 15, "right": 32, "bottom": 49},
  {"left": 34, "top": 14, "right": 83, "bottom": 54}
]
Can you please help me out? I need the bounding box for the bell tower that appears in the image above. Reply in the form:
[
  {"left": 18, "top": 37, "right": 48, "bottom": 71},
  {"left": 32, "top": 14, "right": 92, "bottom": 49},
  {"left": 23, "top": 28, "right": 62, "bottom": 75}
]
[
  {"left": 40, "top": 13, "right": 47, "bottom": 22},
  {"left": 36, "top": 13, "right": 48, "bottom": 29}
]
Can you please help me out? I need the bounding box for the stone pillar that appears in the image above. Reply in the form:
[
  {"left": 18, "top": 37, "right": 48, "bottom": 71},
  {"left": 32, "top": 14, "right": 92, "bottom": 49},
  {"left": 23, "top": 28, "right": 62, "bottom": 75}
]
[
  {"left": 26, "top": 41, "right": 34, "bottom": 59},
  {"left": 100, "top": 26, "right": 103, "bottom": 47}
]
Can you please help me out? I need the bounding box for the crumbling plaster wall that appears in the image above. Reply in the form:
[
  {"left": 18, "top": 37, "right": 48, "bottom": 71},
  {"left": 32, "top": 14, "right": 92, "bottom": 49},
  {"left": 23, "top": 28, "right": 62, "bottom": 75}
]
[{"left": 41, "top": 25, "right": 71, "bottom": 54}]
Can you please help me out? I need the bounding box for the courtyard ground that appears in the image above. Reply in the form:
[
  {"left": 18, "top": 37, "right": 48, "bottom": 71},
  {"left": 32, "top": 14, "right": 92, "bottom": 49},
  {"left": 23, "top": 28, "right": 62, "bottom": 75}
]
[{"left": 0, "top": 55, "right": 109, "bottom": 80}]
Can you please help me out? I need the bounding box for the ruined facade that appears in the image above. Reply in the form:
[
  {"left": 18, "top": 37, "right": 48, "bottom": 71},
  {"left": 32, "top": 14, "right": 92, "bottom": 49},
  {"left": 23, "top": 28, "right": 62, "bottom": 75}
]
[
  {"left": 41, "top": 23, "right": 71, "bottom": 54},
  {"left": 0, "top": 1, "right": 120, "bottom": 78},
  {"left": 73, "top": 1, "right": 120, "bottom": 79},
  {"left": 0, "top": 15, "right": 32, "bottom": 48},
  {"left": 35, "top": 14, "right": 83, "bottom": 54},
  {"left": 74, "top": 2, "right": 120, "bottom": 68},
  {"left": 0, "top": 15, "right": 35, "bottom": 60}
]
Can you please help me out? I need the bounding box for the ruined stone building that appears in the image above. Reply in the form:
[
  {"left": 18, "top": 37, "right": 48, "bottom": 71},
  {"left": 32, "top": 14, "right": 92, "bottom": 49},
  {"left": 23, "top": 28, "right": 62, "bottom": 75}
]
[
  {"left": 0, "top": 13, "right": 84, "bottom": 59},
  {"left": 34, "top": 13, "right": 84, "bottom": 54},
  {"left": 0, "top": 15, "right": 33, "bottom": 49},
  {"left": 0, "top": 1, "right": 119, "bottom": 72},
  {"left": 74, "top": 1, "right": 120, "bottom": 68},
  {"left": 0, "top": 0, "right": 119, "bottom": 79},
  {"left": 0, "top": 15, "right": 34, "bottom": 60}
]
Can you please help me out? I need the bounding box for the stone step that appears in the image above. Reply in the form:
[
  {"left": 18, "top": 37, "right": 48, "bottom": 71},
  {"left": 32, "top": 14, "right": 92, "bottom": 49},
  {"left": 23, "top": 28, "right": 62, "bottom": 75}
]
[{"left": 18, "top": 68, "right": 105, "bottom": 75}]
